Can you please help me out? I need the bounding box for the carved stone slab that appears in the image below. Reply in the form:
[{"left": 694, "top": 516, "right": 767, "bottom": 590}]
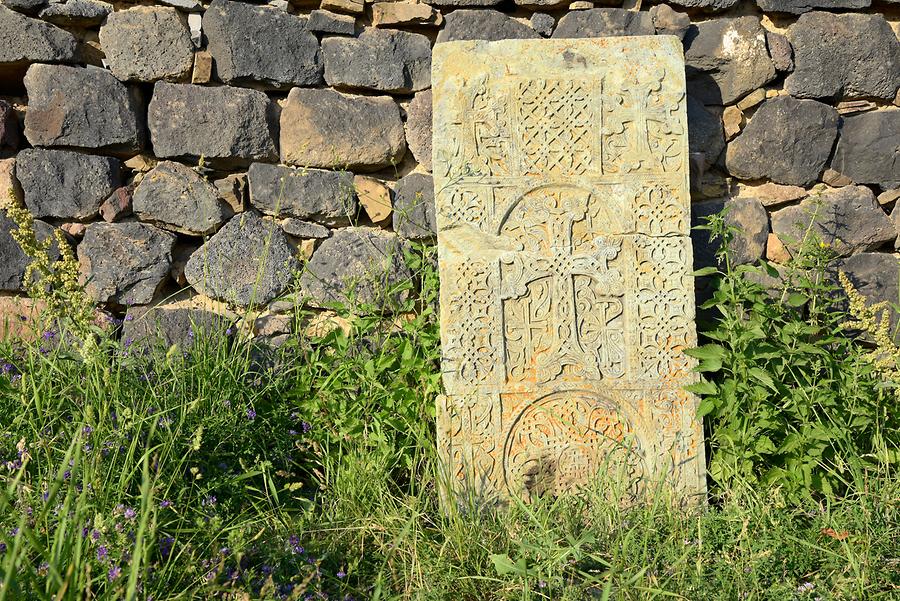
[{"left": 433, "top": 38, "right": 705, "bottom": 504}]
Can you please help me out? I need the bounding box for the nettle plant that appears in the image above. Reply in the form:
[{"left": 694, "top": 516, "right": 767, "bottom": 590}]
[{"left": 688, "top": 210, "right": 900, "bottom": 500}]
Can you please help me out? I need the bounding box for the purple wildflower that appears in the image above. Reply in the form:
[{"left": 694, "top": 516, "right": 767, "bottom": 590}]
[
  {"left": 246, "top": 408, "right": 256, "bottom": 421},
  {"left": 97, "top": 546, "right": 108, "bottom": 561},
  {"left": 108, "top": 565, "right": 121, "bottom": 581},
  {"left": 159, "top": 536, "right": 174, "bottom": 559},
  {"left": 124, "top": 507, "right": 136, "bottom": 520},
  {"left": 82, "top": 426, "right": 93, "bottom": 436},
  {"left": 159, "top": 500, "right": 172, "bottom": 509},
  {"left": 202, "top": 494, "right": 217, "bottom": 507},
  {"left": 337, "top": 570, "right": 346, "bottom": 579}
]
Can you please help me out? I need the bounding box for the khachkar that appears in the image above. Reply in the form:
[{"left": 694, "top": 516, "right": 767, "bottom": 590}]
[{"left": 433, "top": 37, "right": 706, "bottom": 505}]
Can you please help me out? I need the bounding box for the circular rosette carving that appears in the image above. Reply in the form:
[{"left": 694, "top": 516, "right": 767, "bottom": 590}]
[{"left": 503, "top": 391, "right": 646, "bottom": 501}]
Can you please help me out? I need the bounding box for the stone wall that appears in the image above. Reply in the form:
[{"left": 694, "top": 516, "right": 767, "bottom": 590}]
[{"left": 0, "top": 0, "right": 898, "bottom": 343}]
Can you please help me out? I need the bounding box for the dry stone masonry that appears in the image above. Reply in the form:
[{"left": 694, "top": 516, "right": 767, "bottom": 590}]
[
  {"left": 0, "top": 0, "right": 896, "bottom": 383},
  {"left": 434, "top": 38, "right": 704, "bottom": 503}
]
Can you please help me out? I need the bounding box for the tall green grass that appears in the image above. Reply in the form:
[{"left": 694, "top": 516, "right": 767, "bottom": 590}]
[{"left": 0, "top": 241, "right": 898, "bottom": 599}]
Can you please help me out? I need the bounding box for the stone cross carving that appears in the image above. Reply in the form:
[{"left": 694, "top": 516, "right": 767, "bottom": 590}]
[{"left": 433, "top": 38, "right": 705, "bottom": 504}]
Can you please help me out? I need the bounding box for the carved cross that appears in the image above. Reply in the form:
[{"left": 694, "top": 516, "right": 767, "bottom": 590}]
[
  {"left": 500, "top": 191, "right": 624, "bottom": 383},
  {"left": 608, "top": 73, "right": 674, "bottom": 172}
]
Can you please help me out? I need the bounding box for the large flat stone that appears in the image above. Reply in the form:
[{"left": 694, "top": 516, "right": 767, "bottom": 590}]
[
  {"left": 203, "top": 0, "right": 322, "bottom": 89},
  {"left": 725, "top": 96, "right": 838, "bottom": 187},
  {"left": 684, "top": 17, "right": 776, "bottom": 105},
  {"left": 432, "top": 38, "right": 704, "bottom": 502},
  {"left": 757, "top": 0, "right": 870, "bottom": 14},
  {"left": 436, "top": 10, "right": 539, "bottom": 42},
  {"left": 770, "top": 186, "right": 894, "bottom": 256},
  {"left": 39, "top": 0, "right": 111, "bottom": 26},
  {"left": 16, "top": 148, "right": 121, "bottom": 220},
  {"left": 247, "top": 162, "right": 357, "bottom": 225},
  {"left": 99, "top": 6, "right": 195, "bottom": 83},
  {"left": 299, "top": 227, "right": 412, "bottom": 309},
  {"left": 323, "top": 28, "right": 430, "bottom": 93},
  {"left": 184, "top": 211, "right": 300, "bottom": 307},
  {"left": 78, "top": 222, "right": 175, "bottom": 305},
  {"left": 0, "top": 5, "right": 77, "bottom": 86},
  {"left": 132, "top": 161, "right": 232, "bottom": 236},
  {"left": 280, "top": 87, "right": 405, "bottom": 171},
  {"left": 122, "top": 298, "right": 236, "bottom": 351},
  {"left": 664, "top": 0, "right": 739, "bottom": 9},
  {"left": 552, "top": 9, "right": 654, "bottom": 39},
  {"left": 830, "top": 109, "right": 900, "bottom": 190},
  {"left": 786, "top": 12, "right": 900, "bottom": 101},
  {"left": 23, "top": 64, "right": 144, "bottom": 153},
  {"left": 148, "top": 82, "right": 277, "bottom": 168}
]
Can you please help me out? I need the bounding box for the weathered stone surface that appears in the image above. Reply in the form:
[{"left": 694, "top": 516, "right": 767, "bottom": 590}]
[
  {"left": 406, "top": 89, "right": 432, "bottom": 172},
  {"left": 203, "top": 0, "right": 322, "bottom": 89},
  {"left": 552, "top": 9, "right": 654, "bottom": 39},
  {"left": 16, "top": 148, "right": 121, "bottom": 220},
  {"left": 786, "top": 12, "right": 900, "bottom": 101},
  {"left": 133, "top": 161, "right": 232, "bottom": 236},
  {"left": 77, "top": 222, "right": 175, "bottom": 305},
  {"left": 737, "top": 181, "right": 806, "bottom": 207},
  {"left": 665, "top": 0, "right": 739, "bottom": 9},
  {"left": 830, "top": 109, "right": 900, "bottom": 190},
  {"left": 0, "top": 297, "right": 47, "bottom": 342},
  {"left": 0, "top": 158, "right": 22, "bottom": 203},
  {"left": 756, "top": 0, "right": 869, "bottom": 14},
  {"left": 185, "top": 211, "right": 300, "bottom": 307},
  {"left": 725, "top": 96, "right": 838, "bottom": 187},
  {"left": 684, "top": 17, "right": 776, "bottom": 105},
  {"left": 323, "top": 28, "right": 430, "bottom": 93},
  {"left": 99, "top": 184, "right": 134, "bottom": 223},
  {"left": 722, "top": 105, "right": 742, "bottom": 140},
  {"left": 307, "top": 9, "right": 355, "bottom": 35},
  {"left": 513, "top": 0, "right": 565, "bottom": 7},
  {"left": 372, "top": 2, "right": 441, "bottom": 27},
  {"left": 0, "top": 210, "right": 57, "bottom": 291},
  {"left": 0, "top": 5, "right": 77, "bottom": 84},
  {"left": 687, "top": 96, "right": 724, "bottom": 170},
  {"left": 354, "top": 175, "right": 392, "bottom": 223},
  {"left": 23, "top": 64, "right": 144, "bottom": 153},
  {"left": 2, "top": 0, "right": 46, "bottom": 15},
  {"left": 530, "top": 13, "right": 554, "bottom": 38},
  {"left": 191, "top": 50, "right": 212, "bottom": 84},
  {"left": 833, "top": 253, "right": 900, "bottom": 326},
  {"left": 425, "top": 0, "right": 501, "bottom": 6},
  {"left": 771, "top": 186, "right": 894, "bottom": 256},
  {"left": 280, "top": 87, "right": 405, "bottom": 171},
  {"left": 99, "top": 7, "right": 194, "bottom": 83},
  {"left": 299, "top": 227, "right": 411, "bottom": 309},
  {"left": 122, "top": 299, "right": 235, "bottom": 351},
  {"left": 148, "top": 82, "right": 277, "bottom": 167},
  {"left": 437, "top": 10, "right": 539, "bottom": 43},
  {"left": 39, "top": 0, "right": 111, "bottom": 26},
  {"left": 214, "top": 173, "right": 246, "bottom": 213},
  {"left": 649, "top": 4, "right": 689, "bottom": 40},
  {"left": 393, "top": 172, "right": 435, "bottom": 240},
  {"left": 282, "top": 218, "right": 330, "bottom": 239},
  {"left": 158, "top": 0, "right": 202, "bottom": 11},
  {"left": 0, "top": 99, "right": 19, "bottom": 150},
  {"left": 766, "top": 233, "right": 791, "bottom": 264},
  {"left": 765, "top": 31, "right": 793, "bottom": 73},
  {"left": 433, "top": 39, "right": 704, "bottom": 502},
  {"left": 320, "top": 0, "right": 363, "bottom": 14},
  {"left": 692, "top": 197, "right": 768, "bottom": 267},
  {"left": 247, "top": 162, "right": 356, "bottom": 225},
  {"left": 736, "top": 88, "right": 766, "bottom": 112}
]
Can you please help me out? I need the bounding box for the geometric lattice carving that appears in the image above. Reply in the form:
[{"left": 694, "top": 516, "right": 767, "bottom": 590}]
[{"left": 433, "top": 38, "right": 705, "bottom": 506}]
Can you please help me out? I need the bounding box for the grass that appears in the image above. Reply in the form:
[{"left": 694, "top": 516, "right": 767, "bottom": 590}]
[
  {"left": 0, "top": 229, "right": 898, "bottom": 599},
  {"left": 1, "top": 299, "right": 898, "bottom": 600}
]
